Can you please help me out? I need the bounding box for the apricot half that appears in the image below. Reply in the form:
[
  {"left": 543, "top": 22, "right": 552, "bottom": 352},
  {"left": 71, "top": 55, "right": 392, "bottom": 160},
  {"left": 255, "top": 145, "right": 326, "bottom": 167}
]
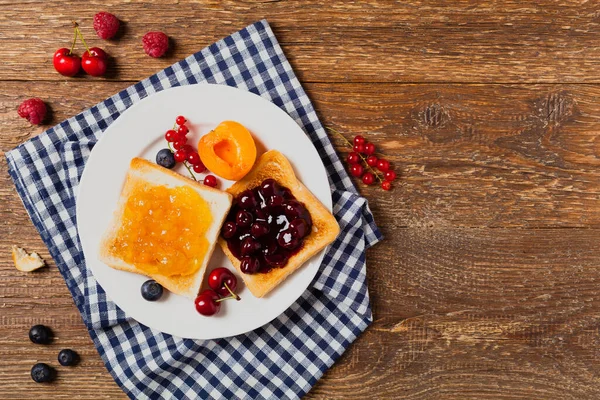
[{"left": 198, "top": 121, "right": 257, "bottom": 181}]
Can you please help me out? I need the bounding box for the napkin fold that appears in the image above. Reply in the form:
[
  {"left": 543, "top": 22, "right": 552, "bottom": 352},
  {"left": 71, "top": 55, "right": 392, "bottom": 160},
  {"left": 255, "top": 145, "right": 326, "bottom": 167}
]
[{"left": 6, "top": 20, "right": 382, "bottom": 399}]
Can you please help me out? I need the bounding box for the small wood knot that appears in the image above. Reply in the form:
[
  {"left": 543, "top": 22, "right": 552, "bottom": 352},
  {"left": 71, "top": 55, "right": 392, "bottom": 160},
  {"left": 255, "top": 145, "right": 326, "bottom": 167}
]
[
  {"left": 423, "top": 104, "right": 446, "bottom": 128},
  {"left": 540, "top": 92, "right": 575, "bottom": 125}
]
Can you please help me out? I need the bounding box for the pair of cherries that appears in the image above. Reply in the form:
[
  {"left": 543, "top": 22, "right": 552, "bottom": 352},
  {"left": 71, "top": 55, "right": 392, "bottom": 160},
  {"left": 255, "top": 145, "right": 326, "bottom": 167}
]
[
  {"left": 194, "top": 268, "right": 241, "bottom": 316},
  {"left": 54, "top": 23, "right": 107, "bottom": 77}
]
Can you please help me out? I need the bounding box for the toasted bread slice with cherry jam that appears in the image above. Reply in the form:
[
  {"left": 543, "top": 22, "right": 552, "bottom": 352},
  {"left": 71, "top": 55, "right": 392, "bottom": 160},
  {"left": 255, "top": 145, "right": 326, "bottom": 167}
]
[
  {"left": 99, "top": 158, "right": 232, "bottom": 299},
  {"left": 219, "top": 150, "right": 339, "bottom": 298}
]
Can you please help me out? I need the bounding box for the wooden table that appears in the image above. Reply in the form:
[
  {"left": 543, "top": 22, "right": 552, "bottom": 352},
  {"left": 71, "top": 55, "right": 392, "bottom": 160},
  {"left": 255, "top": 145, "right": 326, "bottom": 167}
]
[{"left": 2, "top": 1, "right": 600, "bottom": 398}]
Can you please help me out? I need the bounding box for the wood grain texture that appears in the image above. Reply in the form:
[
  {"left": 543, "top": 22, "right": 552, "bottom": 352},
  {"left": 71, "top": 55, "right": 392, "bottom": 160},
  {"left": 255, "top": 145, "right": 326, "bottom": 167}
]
[
  {"left": 2, "top": 1, "right": 600, "bottom": 399},
  {"left": 2, "top": 1, "right": 600, "bottom": 83}
]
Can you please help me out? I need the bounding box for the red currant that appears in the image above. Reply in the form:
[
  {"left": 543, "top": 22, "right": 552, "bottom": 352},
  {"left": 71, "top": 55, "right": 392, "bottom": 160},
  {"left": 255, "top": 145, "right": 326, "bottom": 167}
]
[
  {"left": 362, "top": 172, "right": 375, "bottom": 185},
  {"left": 384, "top": 170, "right": 397, "bottom": 181},
  {"left": 182, "top": 145, "right": 195, "bottom": 155},
  {"left": 173, "top": 149, "right": 186, "bottom": 162},
  {"left": 366, "top": 155, "right": 378, "bottom": 167},
  {"left": 204, "top": 175, "right": 218, "bottom": 187},
  {"left": 382, "top": 181, "right": 392, "bottom": 191},
  {"left": 353, "top": 143, "right": 365, "bottom": 153},
  {"left": 177, "top": 125, "right": 189, "bottom": 135},
  {"left": 173, "top": 140, "right": 186, "bottom": 150},
  {"left": 354, "top": 135, "right": 365, "bottom": 146},
  {"left": 193, "top": 162, "right": 206, "bottom": 173},
  {"left": 175, "top": 115, "right": 186, "bottom": 125},
  {"left": 377, "top": 159, "right": 390, "bottom": 172},
  {"left": 165, "top": 130, "right": 177, "bottom": 142},
  {"left": 349, "top": 164, "right": 364, "bottom": 177},
  {"left": 364, "top": 142, "right": 375, "bottom": 155},
  {"left": 346, "top": 152, "right": 360, "bottom": 164},
  {"left": 187, "top": 152, "right": 201, "bottom": 165}
]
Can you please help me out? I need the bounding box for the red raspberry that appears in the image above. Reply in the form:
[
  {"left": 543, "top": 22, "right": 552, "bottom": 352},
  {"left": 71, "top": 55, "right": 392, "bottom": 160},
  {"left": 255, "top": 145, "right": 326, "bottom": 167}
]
[
  {"left": 17, "top": 98, "right": 47, "bottom": 125},
  {"left": 93, "top": 12, "right": 120, "bottom": 40},
  {"left": 142, "top": 32, "right": 169, "bottom": 58}
]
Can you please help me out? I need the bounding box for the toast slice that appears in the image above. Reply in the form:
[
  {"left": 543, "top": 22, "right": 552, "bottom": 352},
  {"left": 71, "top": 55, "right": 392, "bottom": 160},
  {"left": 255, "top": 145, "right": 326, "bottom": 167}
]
[
  {"left": 99, "top": 158, "right": 233, "bottom": 299},
  {"left": 219, "top": 150, "right": 340, "bottom": 298}
]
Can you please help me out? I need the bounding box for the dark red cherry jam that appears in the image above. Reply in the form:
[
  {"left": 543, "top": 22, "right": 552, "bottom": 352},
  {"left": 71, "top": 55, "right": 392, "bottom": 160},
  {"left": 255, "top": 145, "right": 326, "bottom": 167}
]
[{"left": 221, "top": 178, "right": 312, "bottom": 274}]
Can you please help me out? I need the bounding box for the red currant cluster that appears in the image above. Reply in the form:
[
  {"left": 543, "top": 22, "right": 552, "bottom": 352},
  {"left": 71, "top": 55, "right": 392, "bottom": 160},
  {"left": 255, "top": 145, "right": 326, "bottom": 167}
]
[
  {"left": 346, "top": 135, "right": 396, "bottom": 191},
  {"left": 163, "top": 115, "right": 218, "bottom": 188}
]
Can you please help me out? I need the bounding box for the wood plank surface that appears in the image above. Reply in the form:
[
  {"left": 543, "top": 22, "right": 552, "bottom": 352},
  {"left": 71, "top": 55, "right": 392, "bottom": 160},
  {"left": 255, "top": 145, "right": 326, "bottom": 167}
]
[
  {"left": 2, "top": 1, "right": 600, "bottom": 399},
  {"left": 1, "top": 1, "right": 600, "bottom": 83}
]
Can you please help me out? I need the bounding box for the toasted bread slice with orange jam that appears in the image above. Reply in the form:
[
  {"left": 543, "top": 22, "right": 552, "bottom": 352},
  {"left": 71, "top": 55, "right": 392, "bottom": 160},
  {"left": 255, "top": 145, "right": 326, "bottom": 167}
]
[
  {"left": 99, "top": 158, "right": 232, "bottom": 299},
  {"left": 219, "top": 150, "right": 340, "bottom": 298}
]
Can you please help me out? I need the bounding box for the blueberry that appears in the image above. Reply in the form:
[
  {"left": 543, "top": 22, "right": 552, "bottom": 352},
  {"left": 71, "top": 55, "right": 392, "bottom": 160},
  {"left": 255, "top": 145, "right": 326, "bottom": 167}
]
[
  {"left": 31, "top": 363, "right": 55, "bottom": 383},
  {"left": 156, "top": 148, "right": 176, "bottom": 169},
  {"left": 58, "top": 349, "right": 79, "bottom": 366},
  {"left": 29, "top": 325, "right": 52, "bottom": 345},
  {"left": 141, "top": 279, "right": 164, "bottom": 301}
]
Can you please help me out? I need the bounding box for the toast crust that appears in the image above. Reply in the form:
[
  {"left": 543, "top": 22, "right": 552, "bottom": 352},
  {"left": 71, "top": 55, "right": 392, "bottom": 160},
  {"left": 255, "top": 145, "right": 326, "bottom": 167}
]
[
  {"left": 99, "top": 158, "right": 233, "bottom": 298},
  {"left": 219, "top": 150, "right": 340, "bottom": 297}
]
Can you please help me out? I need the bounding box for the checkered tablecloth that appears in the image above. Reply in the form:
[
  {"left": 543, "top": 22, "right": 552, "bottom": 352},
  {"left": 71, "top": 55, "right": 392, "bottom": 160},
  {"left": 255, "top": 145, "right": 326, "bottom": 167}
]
[{"left": 6, "top": 20, "right": 382, "bottom": 399}]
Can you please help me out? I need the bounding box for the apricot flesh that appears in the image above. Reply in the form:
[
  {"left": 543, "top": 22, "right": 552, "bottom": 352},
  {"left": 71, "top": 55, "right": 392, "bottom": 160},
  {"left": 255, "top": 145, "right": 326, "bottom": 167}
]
[{"left": 198, "top": 121, "right": 257, "bottom": 181}]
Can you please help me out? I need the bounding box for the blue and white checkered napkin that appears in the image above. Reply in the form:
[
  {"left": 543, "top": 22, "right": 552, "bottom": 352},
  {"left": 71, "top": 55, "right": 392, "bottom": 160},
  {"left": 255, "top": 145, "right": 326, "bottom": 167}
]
[{"left": 6, "top": 20, "right": 382, "bottom": 399}]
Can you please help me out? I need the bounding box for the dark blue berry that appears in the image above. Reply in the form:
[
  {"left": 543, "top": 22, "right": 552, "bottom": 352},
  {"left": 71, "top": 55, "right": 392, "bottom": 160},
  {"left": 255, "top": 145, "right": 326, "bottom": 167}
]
[
  {"left": 141, "top": 280, "right": 164, "bottom": 301},
  {"left": 31, "top": 363, "right": 55, "bottom": 383},
  {"left": 156, "top": 148, "right": 176, "bottom": 169},
  {"left": 29, "top": 325, "right": 52, "bottom": 345},
  {"left": 58, "top": 349, "right": 79, "bottom": 366}
]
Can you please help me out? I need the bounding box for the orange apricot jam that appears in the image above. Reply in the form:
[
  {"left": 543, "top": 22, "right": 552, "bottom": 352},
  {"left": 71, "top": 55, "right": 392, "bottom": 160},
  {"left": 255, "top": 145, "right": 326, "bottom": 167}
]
[{"left": 110, "top": 183, "right": 212, "bottom": 277}]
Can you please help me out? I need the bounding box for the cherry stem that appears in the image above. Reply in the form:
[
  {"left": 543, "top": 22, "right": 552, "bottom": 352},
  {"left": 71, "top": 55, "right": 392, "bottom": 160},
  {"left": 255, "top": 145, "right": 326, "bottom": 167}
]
[
  {"left": 73, "top": 22, "right": 91, "bottom": 55},
  {"left": 326, "top": 127, "right": 384, "bottom": 183},
  {"left": 215, "top": 294, "right": 238, "bottom": 303},
  {"left": 69, "top": 24, "right": 78, "bottom": 55},
  {"left": 224, "top": 283, "right": 241, "bottom": 301}
]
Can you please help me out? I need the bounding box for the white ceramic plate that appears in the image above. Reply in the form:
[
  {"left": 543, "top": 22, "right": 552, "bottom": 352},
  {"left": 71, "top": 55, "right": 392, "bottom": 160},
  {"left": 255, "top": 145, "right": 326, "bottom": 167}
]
[{"left": 77, "top": 84, "right": 331, "bottom": 340}]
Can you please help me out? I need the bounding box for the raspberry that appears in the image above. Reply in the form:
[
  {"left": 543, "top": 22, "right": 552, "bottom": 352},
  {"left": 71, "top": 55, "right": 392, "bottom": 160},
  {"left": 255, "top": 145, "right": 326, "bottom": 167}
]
[
  {"left": 142, "top": 31, "right": 169, "bottom": 58},
  {"left": 18, "top": 98, "right": 47, "bottom": 125},
  {"left": 93, "top": 12, "right": 120, "bottom": 40}
]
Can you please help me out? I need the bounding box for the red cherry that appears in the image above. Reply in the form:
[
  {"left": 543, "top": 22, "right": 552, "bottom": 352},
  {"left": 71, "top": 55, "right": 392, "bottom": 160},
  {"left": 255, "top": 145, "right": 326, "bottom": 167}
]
[
  {"left": 187, "top": 152, "right": 201, "bottom": 165},
  {"left": 384, "top": 170, "right": 397, "bottom": 181},
  {"left": 173, "top": 140, "right": 186, "bottom": 150},
  {"left": 194, "top": 289, "right": 221, "bottom": 316},
  {"left": 175, "top": 115, "right": 186, "bottom": 125},
  {"left": 165, "top": 130, "right": 177, "bottom": 142},
  {"left": 377, "top": 159, "right": 390, "bottom": 172},
  {"left": 382, "top": 181, "right": 392, "bottom": 191},
  {"left": 173, "top": 149, "right": 186, "bottom": 162},
  {"left": 81, "top": 47, "right": 108, "bottom": 77},
  {"left": 208, "top": 268, "right": 240, "bottom": 298},
  {"left": 366, "top": 155, "right": 378, "bottom": 167},
  {"left": 354, "top": 135, "right": 365, "bottom": 145},
  {"left": 193, "top": 162, "right": 206, "bottom": 173},
  {"left": 353, "top": 143, "right": 365, "bottom": 153},
  {"left": 362, "top": 172, "right": 375, "bottom": 185},
  {"left": 177, "top": 125, "right": 189, "bottom": 135},
  {"left": 346, "top": 152, "right": 360, "bottom": 164},
  {"left": 204, "top": 175, "right": 218, "bottom": 187},
  {"left": 53, "top": 48, "right": 81, "bottom": 77},
  {"left": 349, "top": 164, "right": 364, "bottom": 177},
  {"left": 364, "top": 142, "right": 375, "bottom": 155}
]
